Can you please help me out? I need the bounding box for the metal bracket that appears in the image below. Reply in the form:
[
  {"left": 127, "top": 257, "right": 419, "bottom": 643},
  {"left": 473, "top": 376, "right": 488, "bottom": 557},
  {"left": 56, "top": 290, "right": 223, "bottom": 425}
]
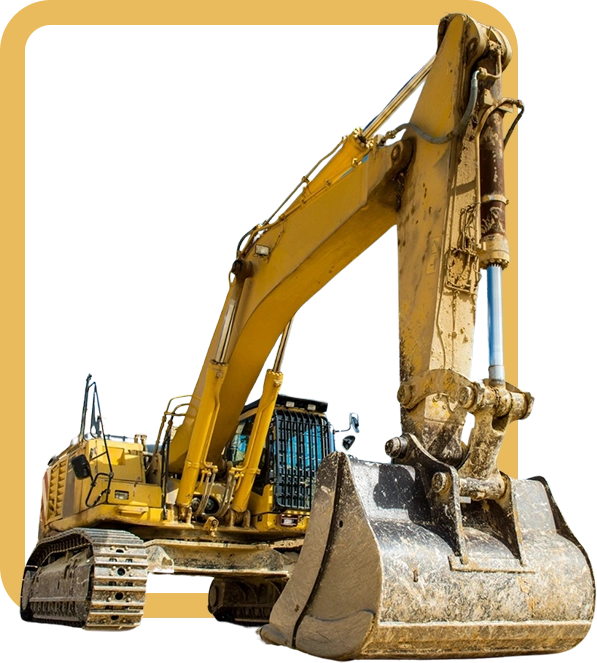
[
  {"left": 398, "top": 369, "right": 533, "bottom": 499},
  {"left": 392, "top": 432, "right": 529, "bottom": 569}
]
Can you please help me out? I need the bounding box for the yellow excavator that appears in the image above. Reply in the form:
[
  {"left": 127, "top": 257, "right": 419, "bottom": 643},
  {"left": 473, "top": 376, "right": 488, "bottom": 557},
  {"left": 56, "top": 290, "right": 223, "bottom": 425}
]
[{"left": 20, "top": 13, "right": 594, "bottom": 659}]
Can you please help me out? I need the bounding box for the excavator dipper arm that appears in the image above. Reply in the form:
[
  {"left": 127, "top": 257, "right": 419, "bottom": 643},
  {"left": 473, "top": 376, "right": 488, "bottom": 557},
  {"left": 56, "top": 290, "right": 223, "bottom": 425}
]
[{"left": 255, "top": 14, "right": 594, "bottom": 660}]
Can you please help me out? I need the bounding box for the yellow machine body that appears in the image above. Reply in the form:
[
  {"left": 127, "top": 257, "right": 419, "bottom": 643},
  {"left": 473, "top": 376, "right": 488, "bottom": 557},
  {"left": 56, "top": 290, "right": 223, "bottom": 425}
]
[
  {"left": 38, "top": 399, "right": 329, "bottom": 541},
  {"left": 25, "top": 389, "right": 333, "bottom": 627}
]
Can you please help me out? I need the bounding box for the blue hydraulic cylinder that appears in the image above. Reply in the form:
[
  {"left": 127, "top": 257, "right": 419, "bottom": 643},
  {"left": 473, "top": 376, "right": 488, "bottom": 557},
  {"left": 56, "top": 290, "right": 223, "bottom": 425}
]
[{"left": 487, "top": 264, "right": 505, "bottom": 383}]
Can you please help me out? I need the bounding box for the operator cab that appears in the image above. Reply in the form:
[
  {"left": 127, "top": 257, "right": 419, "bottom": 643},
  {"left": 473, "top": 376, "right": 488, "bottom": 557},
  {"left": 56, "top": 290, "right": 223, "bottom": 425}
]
[{"left": 226, "top": 394, "right": 334, "bottom": 510}]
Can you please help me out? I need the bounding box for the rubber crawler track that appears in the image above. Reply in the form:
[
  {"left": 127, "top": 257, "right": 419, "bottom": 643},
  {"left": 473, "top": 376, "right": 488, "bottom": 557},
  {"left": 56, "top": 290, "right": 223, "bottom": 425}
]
[{"left": 21, "top": 528, "right": 148, "bottom": 630}]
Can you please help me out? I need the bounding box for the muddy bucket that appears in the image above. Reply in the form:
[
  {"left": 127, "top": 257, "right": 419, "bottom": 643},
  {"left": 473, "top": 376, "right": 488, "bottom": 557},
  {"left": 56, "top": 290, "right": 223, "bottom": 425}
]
[{"left": 260, "top": 452, "right": 594, "bottom": 660}]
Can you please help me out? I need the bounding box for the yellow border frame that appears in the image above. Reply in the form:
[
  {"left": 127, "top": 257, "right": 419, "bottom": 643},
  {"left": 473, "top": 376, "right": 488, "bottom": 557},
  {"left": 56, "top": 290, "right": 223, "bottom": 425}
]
[{"left": 0, "top": 0, "right": 517, "bottom": 616}]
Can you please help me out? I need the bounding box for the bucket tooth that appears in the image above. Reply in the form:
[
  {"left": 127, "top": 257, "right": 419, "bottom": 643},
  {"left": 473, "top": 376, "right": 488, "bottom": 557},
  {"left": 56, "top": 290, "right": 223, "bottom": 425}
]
[{"left": 260, "top": 452, "right": 595, "bottom": 660}]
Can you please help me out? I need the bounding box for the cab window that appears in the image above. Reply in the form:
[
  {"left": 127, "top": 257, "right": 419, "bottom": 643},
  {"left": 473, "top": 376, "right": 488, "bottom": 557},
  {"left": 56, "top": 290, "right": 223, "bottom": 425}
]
[{"left": 226, "top": 416, "right": 255, "bottom": 465}]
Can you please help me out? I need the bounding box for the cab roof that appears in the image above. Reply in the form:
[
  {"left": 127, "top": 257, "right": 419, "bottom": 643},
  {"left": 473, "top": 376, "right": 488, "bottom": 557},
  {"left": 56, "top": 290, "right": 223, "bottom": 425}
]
[{"left": 242, "top": 394, "right": 328, "bottom": 415}]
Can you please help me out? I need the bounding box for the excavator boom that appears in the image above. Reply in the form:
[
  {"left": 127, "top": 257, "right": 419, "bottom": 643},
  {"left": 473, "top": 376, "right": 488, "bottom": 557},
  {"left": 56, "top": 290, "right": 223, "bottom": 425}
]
[{"left": 167, "top": 133, "right": 405, "bottom": 471}]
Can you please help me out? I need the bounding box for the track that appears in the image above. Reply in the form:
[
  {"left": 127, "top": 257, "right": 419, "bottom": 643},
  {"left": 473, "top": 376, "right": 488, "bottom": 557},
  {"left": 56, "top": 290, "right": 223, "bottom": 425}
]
[
  {"left": 21, "top": 528, "right": 148, "bottom": 630},
  {"left": 208, "top": 577, "right": 287, "bottom": 625}
]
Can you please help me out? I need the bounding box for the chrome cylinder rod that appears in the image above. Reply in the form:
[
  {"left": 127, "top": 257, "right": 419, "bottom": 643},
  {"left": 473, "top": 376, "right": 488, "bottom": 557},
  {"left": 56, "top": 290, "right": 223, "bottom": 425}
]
[
  {"left": 215, "top": 297, "right": 239, "bottom": 364},
  {"left": 487, "top": 264, "right": 505, "bottom": 383},
  {"left": 362, "top": 57, "right": 434, "bottom": 140},
  {"left": 273, "top": 318, "right": 293, "bottom": 373}
]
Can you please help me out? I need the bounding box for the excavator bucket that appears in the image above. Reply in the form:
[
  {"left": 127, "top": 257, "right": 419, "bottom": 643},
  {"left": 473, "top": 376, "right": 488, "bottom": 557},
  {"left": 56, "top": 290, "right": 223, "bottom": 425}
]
[{"left": 260, "top": 452, "right": 595, "bottom": 660}]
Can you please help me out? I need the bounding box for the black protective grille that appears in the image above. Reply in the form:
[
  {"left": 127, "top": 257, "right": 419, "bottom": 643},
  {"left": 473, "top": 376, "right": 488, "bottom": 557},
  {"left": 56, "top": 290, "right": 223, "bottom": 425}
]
[{"left": 274, "top": 410, "right": 333, "bottom": 510}]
